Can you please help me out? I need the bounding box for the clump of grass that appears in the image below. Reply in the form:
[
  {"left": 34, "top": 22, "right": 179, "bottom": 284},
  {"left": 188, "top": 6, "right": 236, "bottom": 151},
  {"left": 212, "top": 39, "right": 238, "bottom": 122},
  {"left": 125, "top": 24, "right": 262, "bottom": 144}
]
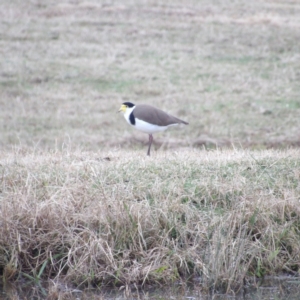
[{"left": 0, "top": 148, "right": 299, "bottom": 293}]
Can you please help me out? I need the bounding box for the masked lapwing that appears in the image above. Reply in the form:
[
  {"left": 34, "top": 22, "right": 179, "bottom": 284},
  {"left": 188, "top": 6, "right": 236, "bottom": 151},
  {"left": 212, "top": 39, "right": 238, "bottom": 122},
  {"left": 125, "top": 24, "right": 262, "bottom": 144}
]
[{"left": 118, "top": 102, "right": 188, "bottom": 156}]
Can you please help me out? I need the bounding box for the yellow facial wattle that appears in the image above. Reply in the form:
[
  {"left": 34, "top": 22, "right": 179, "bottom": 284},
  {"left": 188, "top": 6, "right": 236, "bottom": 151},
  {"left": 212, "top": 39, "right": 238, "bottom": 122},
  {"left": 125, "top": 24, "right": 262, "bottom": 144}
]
[{"left": 118, "top": 104, "right": 127, "bottom": 113}]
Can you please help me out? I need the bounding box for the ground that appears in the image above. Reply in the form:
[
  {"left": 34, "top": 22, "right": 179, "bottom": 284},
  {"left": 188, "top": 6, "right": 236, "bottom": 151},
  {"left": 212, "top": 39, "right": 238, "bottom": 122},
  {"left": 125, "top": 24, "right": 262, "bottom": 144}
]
[
  {"left": 1, "top": 0, "right": 300, "bottom": 152},
  {"left": 0, "top": 0, "right": 300, "bottom": 296}
]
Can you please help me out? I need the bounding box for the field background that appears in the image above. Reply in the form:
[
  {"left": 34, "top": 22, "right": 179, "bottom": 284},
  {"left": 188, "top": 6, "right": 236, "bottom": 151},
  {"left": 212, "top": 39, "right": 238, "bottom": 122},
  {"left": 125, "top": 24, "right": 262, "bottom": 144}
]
[
  {"left": 1, "top": 0, "right": 300, "bottom": 296},
  {"left": 1, "top": 0, "right": 300, "bottom": 152}
]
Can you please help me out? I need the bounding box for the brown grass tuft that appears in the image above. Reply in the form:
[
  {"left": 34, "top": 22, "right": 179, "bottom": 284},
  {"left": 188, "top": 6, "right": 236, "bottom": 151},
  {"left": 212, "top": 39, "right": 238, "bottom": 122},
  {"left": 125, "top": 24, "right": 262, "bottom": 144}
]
[{"left": 0, "top": 148, "right": 299, "bottom": 292}]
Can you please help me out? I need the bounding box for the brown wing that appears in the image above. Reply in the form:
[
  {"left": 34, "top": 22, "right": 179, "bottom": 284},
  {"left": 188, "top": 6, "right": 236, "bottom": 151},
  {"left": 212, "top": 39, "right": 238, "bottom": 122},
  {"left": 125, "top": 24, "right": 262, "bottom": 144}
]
[{"left": 134, "top": 104, "right": 188, "bottom": 126}]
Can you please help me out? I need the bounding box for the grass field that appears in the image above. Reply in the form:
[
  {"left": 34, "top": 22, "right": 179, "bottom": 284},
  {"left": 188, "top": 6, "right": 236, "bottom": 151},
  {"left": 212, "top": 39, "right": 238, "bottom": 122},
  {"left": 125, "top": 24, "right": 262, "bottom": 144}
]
[
  {"left": 1, "top": 0, "right": 300, "bottom": 296},
  {"left": 1, "top": 149, "right": 300, "bottom": 293},
  {"left": 1, "top": 0, "right": 300, "bottom": 151}
]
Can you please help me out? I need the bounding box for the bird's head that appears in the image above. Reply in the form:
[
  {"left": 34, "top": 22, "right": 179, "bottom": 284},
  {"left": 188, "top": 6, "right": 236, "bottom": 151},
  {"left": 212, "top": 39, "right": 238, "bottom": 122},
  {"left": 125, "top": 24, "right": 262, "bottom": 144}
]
[{"left": 118, "top": 102, "right": 135, "bottom": 114}]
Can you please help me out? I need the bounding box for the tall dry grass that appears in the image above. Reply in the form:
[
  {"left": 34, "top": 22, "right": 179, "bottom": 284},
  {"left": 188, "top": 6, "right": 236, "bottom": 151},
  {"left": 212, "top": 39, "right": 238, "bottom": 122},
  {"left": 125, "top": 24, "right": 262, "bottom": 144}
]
[{"left": 0, "top": 148, "right": 299, "bottom": 292}]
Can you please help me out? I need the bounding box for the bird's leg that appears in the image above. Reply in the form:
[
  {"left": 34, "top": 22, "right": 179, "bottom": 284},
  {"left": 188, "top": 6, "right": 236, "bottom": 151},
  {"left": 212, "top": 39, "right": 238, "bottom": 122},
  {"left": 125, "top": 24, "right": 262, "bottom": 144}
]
[{"left": 147, "top": 134, "right": 153, "bottom": 156}]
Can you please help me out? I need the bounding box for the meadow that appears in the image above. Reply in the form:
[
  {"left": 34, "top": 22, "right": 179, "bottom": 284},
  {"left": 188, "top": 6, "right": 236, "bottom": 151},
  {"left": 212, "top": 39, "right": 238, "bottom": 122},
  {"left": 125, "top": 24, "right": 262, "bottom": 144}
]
[{"left": 0, "top": 0, "right": 300, "bottom": 297}]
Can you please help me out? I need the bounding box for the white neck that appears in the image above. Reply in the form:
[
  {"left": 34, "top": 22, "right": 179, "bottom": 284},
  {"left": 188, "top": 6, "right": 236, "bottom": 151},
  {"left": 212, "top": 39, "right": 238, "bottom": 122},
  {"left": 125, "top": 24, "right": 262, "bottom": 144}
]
[{"left": 124, "top": 105, "right": 136, "bottom": 124}]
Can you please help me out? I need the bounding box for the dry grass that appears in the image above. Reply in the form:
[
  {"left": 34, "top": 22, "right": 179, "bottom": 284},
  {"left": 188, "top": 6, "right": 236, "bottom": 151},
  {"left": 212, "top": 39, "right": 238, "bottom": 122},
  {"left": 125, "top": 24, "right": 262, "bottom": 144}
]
[
  {"left": 0, "top": 0, "right": 300, "bottom": 151},
  {"left": 0, "top": 148, "right": 299, "bottom": 292},
  {"left": 1, "top": 0, "right": 300, "bottom": 296}
]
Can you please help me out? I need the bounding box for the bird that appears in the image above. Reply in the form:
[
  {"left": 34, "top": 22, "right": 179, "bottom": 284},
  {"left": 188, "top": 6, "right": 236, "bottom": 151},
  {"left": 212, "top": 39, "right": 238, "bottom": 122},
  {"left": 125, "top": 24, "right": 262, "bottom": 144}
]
[{"left": 118, "top": 102, "right": 188, "bottom": 156}]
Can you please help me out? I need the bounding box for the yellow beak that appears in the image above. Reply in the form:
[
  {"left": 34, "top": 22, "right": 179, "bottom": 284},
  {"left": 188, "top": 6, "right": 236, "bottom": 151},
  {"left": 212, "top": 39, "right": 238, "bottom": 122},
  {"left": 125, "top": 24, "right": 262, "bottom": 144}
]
[{"left": 118, "top": 104, "right": 126, "bottom": 113}]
